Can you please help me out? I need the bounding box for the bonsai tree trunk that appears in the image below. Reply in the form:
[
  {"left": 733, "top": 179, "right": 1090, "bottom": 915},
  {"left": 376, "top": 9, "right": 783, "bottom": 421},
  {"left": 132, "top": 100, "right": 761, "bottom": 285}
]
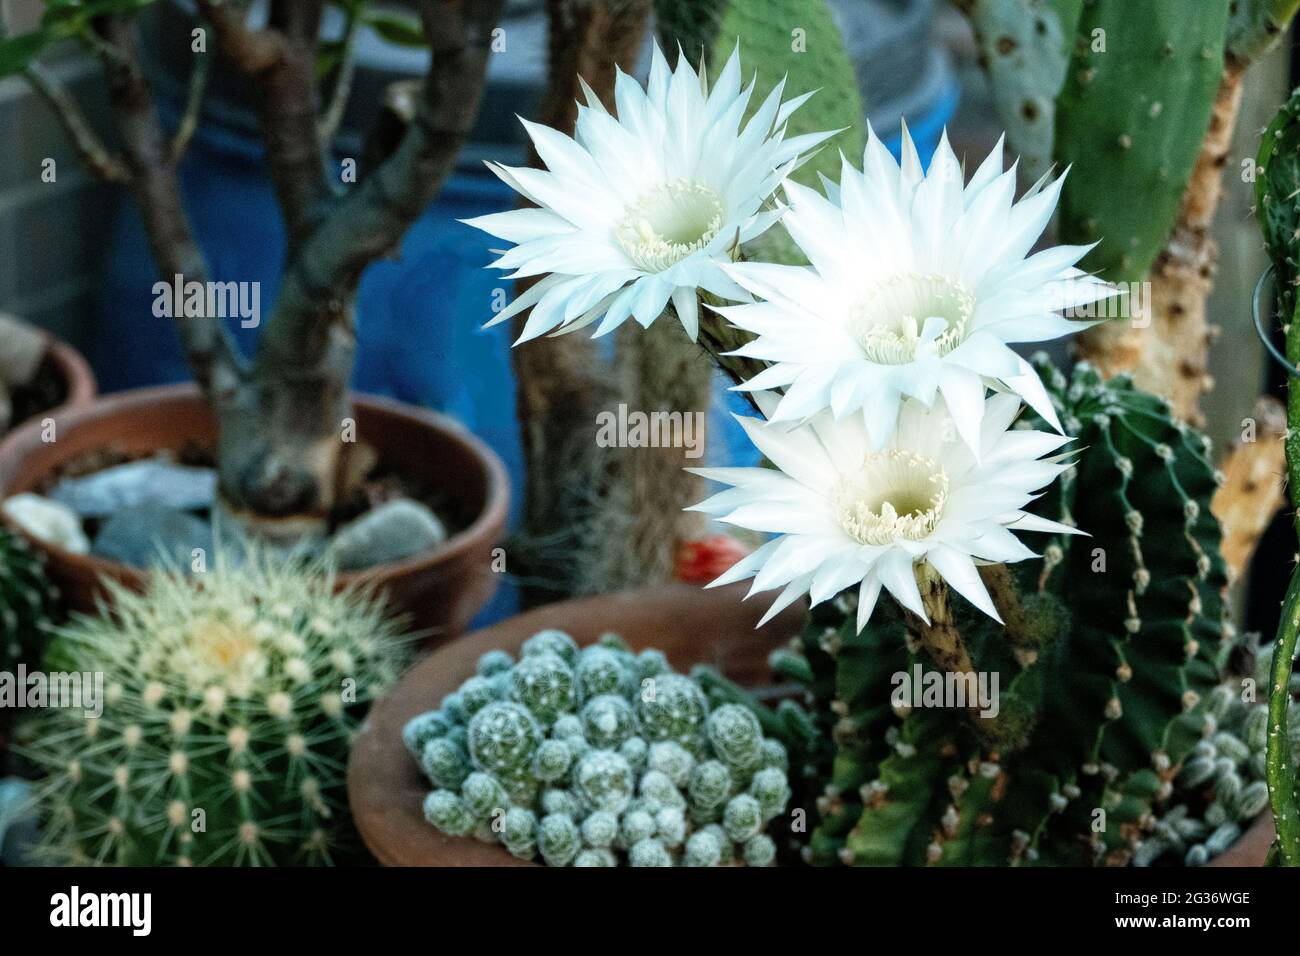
[{"left": 36, "top": 1, "right": 506, "bottom": 541}]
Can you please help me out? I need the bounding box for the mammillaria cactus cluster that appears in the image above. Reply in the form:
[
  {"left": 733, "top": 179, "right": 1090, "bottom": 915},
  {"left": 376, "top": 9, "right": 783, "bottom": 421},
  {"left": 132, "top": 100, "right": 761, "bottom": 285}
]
[
  {"left": 18, "top": 550, "right": 409, "bottom": 866},
  {"left": 405, "top": 630, "right": 791, "bottom": 866},
  {"left": 1135, "top": 667, "right": 1300, "bottom": 866}
]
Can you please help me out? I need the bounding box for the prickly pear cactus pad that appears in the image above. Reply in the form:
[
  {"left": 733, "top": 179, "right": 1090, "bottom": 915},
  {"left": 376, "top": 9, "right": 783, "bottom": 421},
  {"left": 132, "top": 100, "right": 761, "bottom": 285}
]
[
  {"left": 405, "top": 631, "right": 791, "bottom": 866},
  {"left": 0, "top": 526, "right": 57, "bottom": 675},
  {"left": 1054, "top": 0, "right": 1229, "bottom": 284},
  {"left": 771, "top": 358, "right": 1240, "bottom": 866},
  {"left": 17, "top": 550, "right": 410, "bottom": 866}
]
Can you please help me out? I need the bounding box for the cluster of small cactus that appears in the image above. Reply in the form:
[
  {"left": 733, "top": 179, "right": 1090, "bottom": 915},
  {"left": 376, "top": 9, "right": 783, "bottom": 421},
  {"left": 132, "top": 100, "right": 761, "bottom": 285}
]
[
  {"left": 17, "top": 549, "right": 409, "bottom": 865},
  {"left": 405, "top": 629, "right": 791, "bottom": 866},
  {"left": 0, "top": 526, "right": 57, "bottom": 676},
  {"left": 1135, "top": 666, "right": 1300, "bottom": 866},
  {"left": 758, "top": 358, "right": 1250, "bottom": 866}
]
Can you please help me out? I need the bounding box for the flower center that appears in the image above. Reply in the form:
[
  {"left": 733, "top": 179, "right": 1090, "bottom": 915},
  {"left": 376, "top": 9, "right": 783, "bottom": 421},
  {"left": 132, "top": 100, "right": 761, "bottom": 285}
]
[
  {"left": 616, "top": 180, "right": 725, "bottom": 272},
  {"left": 831, "top": 450, "right": 949, "bottom": 545},
  {"left": 850, "top": 272, "right": 974, "bottom": 365}
]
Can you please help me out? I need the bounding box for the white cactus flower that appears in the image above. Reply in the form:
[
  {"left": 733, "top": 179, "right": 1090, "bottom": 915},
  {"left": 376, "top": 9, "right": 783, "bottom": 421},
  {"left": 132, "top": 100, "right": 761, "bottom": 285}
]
[
  {"left": 464, "top": 45, "right": 835, "bottom": 343},
  {"left": 714, "top": 124, "right": 1116, "bottom": 452},
  {"left": 688, "top": 392, "right": 1080, "bottom": 632}
]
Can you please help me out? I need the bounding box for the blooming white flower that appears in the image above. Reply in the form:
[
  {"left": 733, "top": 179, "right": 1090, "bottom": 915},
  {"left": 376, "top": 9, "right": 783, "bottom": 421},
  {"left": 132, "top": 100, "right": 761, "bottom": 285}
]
[
  {"left": 463, "top": 45, "right": 835, "bottom": 343},
  {"left": 712, "top": 124, "right": 1116, "bottom": 452},
  {"left": 688, "top": 392, "right": 1078, "bottom": 632}
]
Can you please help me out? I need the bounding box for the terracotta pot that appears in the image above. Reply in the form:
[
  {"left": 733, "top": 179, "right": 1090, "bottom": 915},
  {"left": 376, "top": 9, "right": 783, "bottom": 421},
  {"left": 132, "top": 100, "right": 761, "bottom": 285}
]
[
  {"left": 1, "top": 333, "right": 97, "bottom": 436},
  {"left": 347, "top": 582, "right": 1279, "bottom": 868},
  {"left": 347, "top": 582, "right": 806, "bottom": 866},
  {"left": 0, "top": 384, "right": 509, "bottom": 641},
  {"left": 43, "top": 336, "right": 98, "bottom": 417},
  {"left": 1206, "top": 814, "right": 1273, "bottom": 867}
]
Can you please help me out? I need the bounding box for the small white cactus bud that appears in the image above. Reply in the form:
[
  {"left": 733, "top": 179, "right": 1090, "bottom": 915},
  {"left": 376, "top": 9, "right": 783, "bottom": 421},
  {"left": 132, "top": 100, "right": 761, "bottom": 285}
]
[
  {"left": 170, "top": 708, "right": 193, "bottom": 735},
  {"left": 203, "top": 685, "right": 226, "bottom": 717},
  {"left": 267, "top": 691, "right": 292, "bottom": 719},
  {"left": 167, "top": 801, "right": 187, "bottom": 826},
  {"left": 227, "top": 726, "right": 251, "bottom": 754},
  {"left": 142, "top": 682, "right": 166, "bottom": 707}
]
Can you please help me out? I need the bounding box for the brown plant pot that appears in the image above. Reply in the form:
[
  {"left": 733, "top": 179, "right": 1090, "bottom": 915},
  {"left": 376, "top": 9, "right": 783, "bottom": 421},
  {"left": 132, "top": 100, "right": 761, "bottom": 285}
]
[
  {"left": 347, "top": 581, "right": 806, "bottom": 866},
  {"left": 347, "top": 583, "right": 1278, "bottom": 868},
  {"left": 43, "top": 336, "right": 98, "bottom": 417},
  {"left": 0, "top": 383, "right": 509, "bottom": 642},
  {"left": 1, "top": 333, "right": 97, "bottom": 435}
]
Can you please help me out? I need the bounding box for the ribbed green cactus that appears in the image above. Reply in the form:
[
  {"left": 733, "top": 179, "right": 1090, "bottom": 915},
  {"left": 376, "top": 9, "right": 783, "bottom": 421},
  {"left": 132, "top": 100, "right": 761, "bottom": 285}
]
[
  {"left": 1052, "top": 0, "right": 1229, "bottom": 284},
  {"left": 406, "top": 630, "right": 792, "bottom": 866},
  {"left": 18, "top": 550, "right": 409, "bottom": 866},
  {"left": 961, "top": 0, "right": 1083, "bottom": 182},
  {"left": 0, "top": 527, "right": 56, "bottom": 675},
  {"left": 768, "top": 359, "right": 1241, "bottom": 865}
]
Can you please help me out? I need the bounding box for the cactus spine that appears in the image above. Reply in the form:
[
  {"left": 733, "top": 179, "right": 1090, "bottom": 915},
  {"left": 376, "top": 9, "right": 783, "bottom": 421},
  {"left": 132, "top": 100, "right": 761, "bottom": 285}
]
[{"left": 18, "top": 550, "right": 409, "bottom": 866}]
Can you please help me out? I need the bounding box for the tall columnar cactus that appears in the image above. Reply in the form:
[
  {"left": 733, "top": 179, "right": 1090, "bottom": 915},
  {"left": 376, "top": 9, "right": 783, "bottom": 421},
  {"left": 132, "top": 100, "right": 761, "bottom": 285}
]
[
  {"left": 774, "top": 359, "right": 1241, "bottom": 865},
  {"left": 0, "top": 527, "right": 57, "bottom": 675},
  {"left": 1053, "top": 0, "right": 1229, "bottom": 285},
  {"left": 17, "top": 550, "right": 409, "bottom": 866}
]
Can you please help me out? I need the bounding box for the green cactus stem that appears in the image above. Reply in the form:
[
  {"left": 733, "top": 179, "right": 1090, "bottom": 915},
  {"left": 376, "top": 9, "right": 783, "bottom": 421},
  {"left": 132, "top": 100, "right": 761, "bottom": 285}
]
[{"left": 1256, "top": 85, "right": 1300, "bottom": 866}]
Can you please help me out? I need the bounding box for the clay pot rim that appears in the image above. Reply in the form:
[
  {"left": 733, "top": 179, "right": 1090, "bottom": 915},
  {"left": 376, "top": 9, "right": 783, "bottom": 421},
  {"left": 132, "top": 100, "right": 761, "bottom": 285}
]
[
  {"left": 45, "top": 336, "right": 97, "bottom": 414},
  {"left": 0, "top": 382, "right": 510, "bottom": 586},
  {"left": 1, "top": 332, "right": 98, "bottom": 436}
]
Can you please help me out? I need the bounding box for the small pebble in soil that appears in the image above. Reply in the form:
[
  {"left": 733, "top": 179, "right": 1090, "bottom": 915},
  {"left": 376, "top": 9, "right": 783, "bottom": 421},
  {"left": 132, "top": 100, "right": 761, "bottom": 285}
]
[
  {"left": 1, "top": 493, "right": 89, "bottom": 553},
  {"left": 327, "top": 498, "right": 447, "bottom": 571},
  {"left": 0, "top": 313, "right": 48, "bottom": 392},
  {"left": 49, "top": 459, "right": 216, "bottom": 518},
  {"left": 92, "top": 501, "right": 215, "bottom": 569}
]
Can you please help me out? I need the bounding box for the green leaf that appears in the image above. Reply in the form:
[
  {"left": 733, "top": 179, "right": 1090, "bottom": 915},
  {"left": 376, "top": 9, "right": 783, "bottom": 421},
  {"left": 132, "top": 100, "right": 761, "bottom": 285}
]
[
  {"left": 362, "top": 8, "right": 426, "bottom": 47},
  {"left": 0, "top": 30, "right": 54, "bottom": 79}
]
